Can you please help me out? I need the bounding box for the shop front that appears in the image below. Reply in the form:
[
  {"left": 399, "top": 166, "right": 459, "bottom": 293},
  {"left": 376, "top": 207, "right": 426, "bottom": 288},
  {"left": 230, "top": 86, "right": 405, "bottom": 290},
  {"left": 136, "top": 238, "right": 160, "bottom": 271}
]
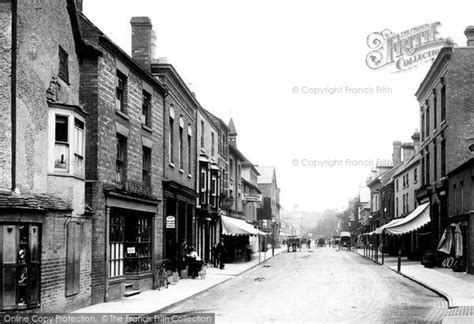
[{"left": 105, "top": 192, "right": 159, "bottom": 301}]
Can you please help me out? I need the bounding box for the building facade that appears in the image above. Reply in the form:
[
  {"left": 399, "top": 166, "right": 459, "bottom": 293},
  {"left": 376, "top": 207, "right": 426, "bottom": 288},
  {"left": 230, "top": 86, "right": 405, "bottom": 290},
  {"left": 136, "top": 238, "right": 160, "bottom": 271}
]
[
  {"left": 195, "top": 108, "right": 220, "bottom": 262},
  {"left": 151, "top": 61, "right": 197, "bottom": 264},
  {"left": 79, "top": 14, "right": 166, "bottom": 303},
  {"left": 0, "top": 0, "right": 93, "bottom": 312},
  {"left": 414, "top": 33, "right": 474, "bottom": 255}
]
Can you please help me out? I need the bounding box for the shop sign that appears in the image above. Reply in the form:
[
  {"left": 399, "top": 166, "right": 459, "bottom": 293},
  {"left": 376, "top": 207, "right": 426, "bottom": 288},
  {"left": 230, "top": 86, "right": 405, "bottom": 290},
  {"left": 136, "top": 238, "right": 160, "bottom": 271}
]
[{"left": 166, "top": 215, "right": 176, "bottom": 229}]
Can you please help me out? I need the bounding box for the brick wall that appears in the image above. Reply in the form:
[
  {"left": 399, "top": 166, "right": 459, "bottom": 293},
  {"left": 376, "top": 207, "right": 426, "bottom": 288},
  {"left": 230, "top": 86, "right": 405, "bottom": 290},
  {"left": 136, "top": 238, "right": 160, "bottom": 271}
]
[
  {"left": 40, "top": 212, "right": 92, "bottom": 312},
  {"left": 445, "top": 48, "right": 474, "bottom": 173},
  {"left": 80, "top": 40, "right": 165, "bottom": 303}
]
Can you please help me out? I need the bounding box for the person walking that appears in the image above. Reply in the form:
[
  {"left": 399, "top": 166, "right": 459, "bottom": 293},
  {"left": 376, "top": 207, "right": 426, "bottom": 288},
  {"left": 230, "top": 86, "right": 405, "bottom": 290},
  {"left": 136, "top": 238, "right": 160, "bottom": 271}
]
[{"left": 215, "top": 238, "right": 226, "bottom": 269}]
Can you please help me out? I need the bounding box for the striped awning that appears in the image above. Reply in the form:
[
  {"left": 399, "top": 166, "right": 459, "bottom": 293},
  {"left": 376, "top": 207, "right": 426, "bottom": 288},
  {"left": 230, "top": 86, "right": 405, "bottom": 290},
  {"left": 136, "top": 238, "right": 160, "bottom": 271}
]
[
  {"left": 221, "top": 215, "right": 266, "bottom": 236},
  {"left": 381, "top": 203, "right": 430, "bottom": 235}
]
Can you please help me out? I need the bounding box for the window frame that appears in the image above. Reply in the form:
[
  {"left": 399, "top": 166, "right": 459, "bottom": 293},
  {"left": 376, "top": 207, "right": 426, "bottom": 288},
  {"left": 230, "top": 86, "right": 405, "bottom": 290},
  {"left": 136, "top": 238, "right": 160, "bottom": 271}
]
[{"left": 58, "top": 45, "right": 69, "bottom": 83}]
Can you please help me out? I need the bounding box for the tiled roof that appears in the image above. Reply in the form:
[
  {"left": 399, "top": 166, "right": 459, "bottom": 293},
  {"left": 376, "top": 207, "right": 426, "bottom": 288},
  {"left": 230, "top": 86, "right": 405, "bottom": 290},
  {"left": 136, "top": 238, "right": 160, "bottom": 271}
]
[{"left": 0, "top": 192, "right": 72, "bottom": 211}]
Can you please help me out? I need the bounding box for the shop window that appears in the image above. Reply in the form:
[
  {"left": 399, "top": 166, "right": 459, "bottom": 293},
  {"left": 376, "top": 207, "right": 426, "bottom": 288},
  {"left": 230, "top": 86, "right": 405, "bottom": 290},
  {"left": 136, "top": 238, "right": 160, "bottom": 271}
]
[
  {"left": 124, "top": 215, "right": 152, "bottom": 274},
  {"left": 0, "top": 224, "right": 40, "bottom": 310},
  {"left": 142, "top": 146, "right": 151, "bottom": 187},
  {"left": 109, "top": 210, "right": 152, "bottom": 276},
  {"left": 116, "top": 134, "right": 127, "bottom": 183},
  {"left": 55, "top": 115, "right": 69, "bottom": 171},
  {"left": 116, "top": 71, "right": 127, "bottom": 113},
  {"left": 58, "top": 46, "right": 69, "bottom": 83},
  {"left": 66, "top": 222, "right": 81, "bottom": 296},
  {"left": 142, "top": 91, "right": 151, "bottom": 127},
  {"left": 109, "top": 214, "right": 124, "bottom": 278}
]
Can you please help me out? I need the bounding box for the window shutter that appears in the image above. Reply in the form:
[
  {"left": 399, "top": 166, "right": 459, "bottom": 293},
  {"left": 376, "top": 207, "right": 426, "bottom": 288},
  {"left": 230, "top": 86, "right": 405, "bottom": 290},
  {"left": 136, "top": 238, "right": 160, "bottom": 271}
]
[{"left": 66, "top": 222, "right": 81, "bottom": 296}]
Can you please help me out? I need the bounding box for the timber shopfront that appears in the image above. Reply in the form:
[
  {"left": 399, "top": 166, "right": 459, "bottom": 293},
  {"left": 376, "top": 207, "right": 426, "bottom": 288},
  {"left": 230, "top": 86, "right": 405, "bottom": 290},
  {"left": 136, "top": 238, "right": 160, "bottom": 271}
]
[{"left": 105, "top": 192, "right": 159, "bottom": 301}]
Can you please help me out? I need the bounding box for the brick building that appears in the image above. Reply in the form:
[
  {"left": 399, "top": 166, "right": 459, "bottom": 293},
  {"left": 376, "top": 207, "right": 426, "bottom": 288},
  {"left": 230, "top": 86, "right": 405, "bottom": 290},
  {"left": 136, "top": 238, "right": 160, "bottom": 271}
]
[
  {"left": 414, "top": 30, "right": 474, "bottom": 262},
  {"left": 78, "top": 14, "right": 166, "bottom": 302},
  {"left": 0, "top": 0, "right": 93, "bottom": 312}
]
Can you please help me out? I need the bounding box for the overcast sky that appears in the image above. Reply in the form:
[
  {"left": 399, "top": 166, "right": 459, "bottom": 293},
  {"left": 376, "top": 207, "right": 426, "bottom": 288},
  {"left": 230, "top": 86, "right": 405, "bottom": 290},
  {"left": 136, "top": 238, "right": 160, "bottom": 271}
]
[{"left": 84, "top": 0, "right": 474, "bottom": 213}]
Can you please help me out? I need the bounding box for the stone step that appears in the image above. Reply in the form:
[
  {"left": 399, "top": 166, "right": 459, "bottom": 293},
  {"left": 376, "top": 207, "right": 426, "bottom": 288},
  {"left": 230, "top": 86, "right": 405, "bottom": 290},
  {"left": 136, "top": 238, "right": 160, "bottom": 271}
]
[{"left": 123, "top": 290, "right": 141, "bottom": 297}]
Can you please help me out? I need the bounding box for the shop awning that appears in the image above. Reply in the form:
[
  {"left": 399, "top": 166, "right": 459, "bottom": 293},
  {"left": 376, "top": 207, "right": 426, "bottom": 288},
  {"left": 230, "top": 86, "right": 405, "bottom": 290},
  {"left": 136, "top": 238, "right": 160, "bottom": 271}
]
[
  {"left": 383, "top": 203, "right": 430, "bottom": 235},
  {"left": 221, "top": 215, "right": 266, "bottom": 236},
  {"left": 375, "top": 218, "right": 404, "bottom": 234}
]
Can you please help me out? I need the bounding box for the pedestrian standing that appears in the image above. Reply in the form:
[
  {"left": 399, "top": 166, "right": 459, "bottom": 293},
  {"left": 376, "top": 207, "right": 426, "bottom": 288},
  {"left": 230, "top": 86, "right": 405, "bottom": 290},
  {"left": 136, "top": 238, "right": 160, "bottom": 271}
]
[
  {"left": 216, "top": 238, "right": 226, "bottom": 269},
  {"left": 178, "top": 239, "right": 187, "bottom": 277}
]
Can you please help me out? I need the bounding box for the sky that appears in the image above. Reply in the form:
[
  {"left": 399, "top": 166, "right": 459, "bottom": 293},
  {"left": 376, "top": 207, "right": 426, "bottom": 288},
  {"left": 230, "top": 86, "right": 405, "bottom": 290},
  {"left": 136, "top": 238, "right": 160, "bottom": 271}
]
[{"left": 84, "top": 0, "right": 474, "bottom": 213}]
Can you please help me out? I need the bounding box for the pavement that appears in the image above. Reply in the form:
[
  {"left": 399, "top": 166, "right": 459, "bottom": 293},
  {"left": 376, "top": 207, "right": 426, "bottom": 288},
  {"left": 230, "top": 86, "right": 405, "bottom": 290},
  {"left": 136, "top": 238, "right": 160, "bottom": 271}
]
[
  {"left": 353, "top": 248, "right": 474, "bottom": 308},
  {"left": 72, "top": 248, "right": 285, "bottom": 315}
]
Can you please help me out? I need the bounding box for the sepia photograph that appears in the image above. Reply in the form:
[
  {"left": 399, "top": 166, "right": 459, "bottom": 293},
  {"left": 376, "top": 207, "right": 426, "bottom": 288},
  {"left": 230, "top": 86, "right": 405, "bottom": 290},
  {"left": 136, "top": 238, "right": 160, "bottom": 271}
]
[{"left": 0, "top": 0, "right": 474, "bottom": 323}]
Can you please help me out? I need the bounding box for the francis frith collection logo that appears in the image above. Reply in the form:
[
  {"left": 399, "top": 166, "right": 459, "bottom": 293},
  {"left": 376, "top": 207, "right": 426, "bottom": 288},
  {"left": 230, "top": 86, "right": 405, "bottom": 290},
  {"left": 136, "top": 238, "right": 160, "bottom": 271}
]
[{"left": 366, "top": 22, "right": 452, "bottom": 72}]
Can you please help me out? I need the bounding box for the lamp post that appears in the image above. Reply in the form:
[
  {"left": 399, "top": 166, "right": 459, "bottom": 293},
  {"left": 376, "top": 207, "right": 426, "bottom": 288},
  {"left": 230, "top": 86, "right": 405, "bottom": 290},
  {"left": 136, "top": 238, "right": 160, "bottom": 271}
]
[{"left": 271, "top": 216, "right": 276, "bottom": 256}]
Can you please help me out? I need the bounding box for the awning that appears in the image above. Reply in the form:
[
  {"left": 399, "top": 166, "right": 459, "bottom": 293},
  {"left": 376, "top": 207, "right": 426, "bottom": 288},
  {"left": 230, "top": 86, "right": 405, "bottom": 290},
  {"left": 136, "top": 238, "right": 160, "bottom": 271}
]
[
  {"left": 383, "top": 203, "right": 430, "bottom": 235},
  {"left": 375, "top": 218, "right": 404, "bottom": 234},
  {"left": 221, "top": 215, "right": 266, "bottom": 236}
]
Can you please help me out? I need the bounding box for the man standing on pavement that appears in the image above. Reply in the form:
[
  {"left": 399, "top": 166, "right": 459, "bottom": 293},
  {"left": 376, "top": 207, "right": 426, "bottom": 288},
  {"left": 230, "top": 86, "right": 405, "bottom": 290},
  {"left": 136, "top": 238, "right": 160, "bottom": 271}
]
[
  {"left": 216, "top": 238, "right": 226, "bottom": 269},
  {"left": 178, "top": 239, "right": 187, "bottom": 277}
]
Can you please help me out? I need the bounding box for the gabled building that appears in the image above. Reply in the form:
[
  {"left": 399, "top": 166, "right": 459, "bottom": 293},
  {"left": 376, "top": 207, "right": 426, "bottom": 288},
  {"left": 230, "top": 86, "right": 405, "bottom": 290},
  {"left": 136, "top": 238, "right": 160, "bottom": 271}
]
[
  {"left": 256, "top": 166, "right": 281, "bottom": 246},
  {"left": 0, "top": 0, "right": 94, "bottom": 311}
]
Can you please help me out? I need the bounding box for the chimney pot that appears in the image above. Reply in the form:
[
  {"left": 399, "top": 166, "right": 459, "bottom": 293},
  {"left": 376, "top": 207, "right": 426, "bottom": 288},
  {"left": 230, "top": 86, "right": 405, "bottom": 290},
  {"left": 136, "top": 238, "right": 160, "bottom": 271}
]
[
  {"left": 464, "top": 26, "right": 474, "bottom": 46},
  {"left": 75, "top": 0, "right": 83, "bottom": 11}
]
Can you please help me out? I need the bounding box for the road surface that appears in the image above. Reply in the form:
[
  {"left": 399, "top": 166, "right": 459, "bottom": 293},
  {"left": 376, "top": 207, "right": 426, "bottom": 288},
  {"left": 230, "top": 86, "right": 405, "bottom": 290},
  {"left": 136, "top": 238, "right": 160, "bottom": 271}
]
[{"left": 160, "top": 247, "right": 447, "bottom": 323}]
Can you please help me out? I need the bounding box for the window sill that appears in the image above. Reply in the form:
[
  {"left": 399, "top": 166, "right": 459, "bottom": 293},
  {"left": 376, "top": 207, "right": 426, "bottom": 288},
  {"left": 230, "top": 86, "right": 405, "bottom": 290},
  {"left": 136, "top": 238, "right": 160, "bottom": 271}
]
[
  {"left": 179, "top": 169, "right": 184, "bottom": 174},
  {"left": 188, "top": 174, "right": 192, "bottom": 178},
  {"left": 48, "top": 173, "right": 85, "bottom": 181},
  {"left": 116, "top": 110, "right": 129, "bottom": 120},
  {"left": 169, "top": 162, "right": 175, "bottom": 168},
  {"left": 142, "top": 124, "right": 152, "bottom": 133}
]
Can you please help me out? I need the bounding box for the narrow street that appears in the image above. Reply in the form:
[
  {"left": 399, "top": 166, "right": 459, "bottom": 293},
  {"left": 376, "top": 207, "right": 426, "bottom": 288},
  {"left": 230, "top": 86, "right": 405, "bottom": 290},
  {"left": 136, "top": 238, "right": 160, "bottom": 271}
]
[{"left": 160, "top": 247, "right": 447, "bottom": 323}]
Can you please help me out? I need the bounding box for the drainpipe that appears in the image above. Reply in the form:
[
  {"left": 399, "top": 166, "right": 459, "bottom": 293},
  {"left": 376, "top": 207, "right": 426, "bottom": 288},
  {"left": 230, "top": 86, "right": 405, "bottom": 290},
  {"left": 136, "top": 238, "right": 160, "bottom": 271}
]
[{"left": 11, "top": 0, "right": 17, "bottom": 192}]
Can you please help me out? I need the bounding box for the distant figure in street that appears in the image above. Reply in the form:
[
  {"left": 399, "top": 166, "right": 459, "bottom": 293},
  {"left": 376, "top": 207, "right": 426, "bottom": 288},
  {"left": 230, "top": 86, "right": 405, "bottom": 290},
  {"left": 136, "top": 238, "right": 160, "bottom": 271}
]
[
  {"left": 178, "top": 239, "right": 187, "bottom": 277},
  {"left": 307, "top": 239, "right": 311, "bottom": 249},
  {"left": 245, "top": 241, "right": 252, "bottom": 262},
  {"left": 215, "top": 238, "right": 226, "bottom": 269},
  {"left": 211, "top": 243, "right": 218, "bottom": 268}
]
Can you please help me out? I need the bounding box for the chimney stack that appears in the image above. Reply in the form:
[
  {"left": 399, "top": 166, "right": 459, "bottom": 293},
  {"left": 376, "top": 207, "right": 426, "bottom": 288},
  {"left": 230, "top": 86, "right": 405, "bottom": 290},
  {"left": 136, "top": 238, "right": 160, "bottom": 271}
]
[
  {"left": 464, "top": 26, "right": 474, "bottom": 46},
  {"left": 411, "top": 131, "right": 420, "bottom": 153},
  {"left": 401, "top": 142, "right": 415, "bottom": 162},
  {"left": 130, "top": 17, "right": 154, "bottom": 72},
  {"left": 392, "top": 141, "right": 402, "bottom": 165},
  {"left": 75, "top": 0, "right": 83, "bottom": 12}
]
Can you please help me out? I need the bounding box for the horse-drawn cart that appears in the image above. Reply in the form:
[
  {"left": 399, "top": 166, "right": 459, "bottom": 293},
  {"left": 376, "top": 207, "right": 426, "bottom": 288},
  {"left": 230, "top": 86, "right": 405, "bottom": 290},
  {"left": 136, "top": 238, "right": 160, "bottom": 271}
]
[{"left": 287, "top": 236, "right": 301, "bottom": 252}]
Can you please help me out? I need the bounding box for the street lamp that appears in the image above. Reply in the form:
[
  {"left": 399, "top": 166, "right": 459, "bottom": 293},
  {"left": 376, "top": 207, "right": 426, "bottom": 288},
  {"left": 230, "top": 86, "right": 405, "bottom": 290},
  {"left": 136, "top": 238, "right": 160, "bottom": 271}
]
[{"left": 271, "top": 216, "right": 276, "bottom": 256}]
